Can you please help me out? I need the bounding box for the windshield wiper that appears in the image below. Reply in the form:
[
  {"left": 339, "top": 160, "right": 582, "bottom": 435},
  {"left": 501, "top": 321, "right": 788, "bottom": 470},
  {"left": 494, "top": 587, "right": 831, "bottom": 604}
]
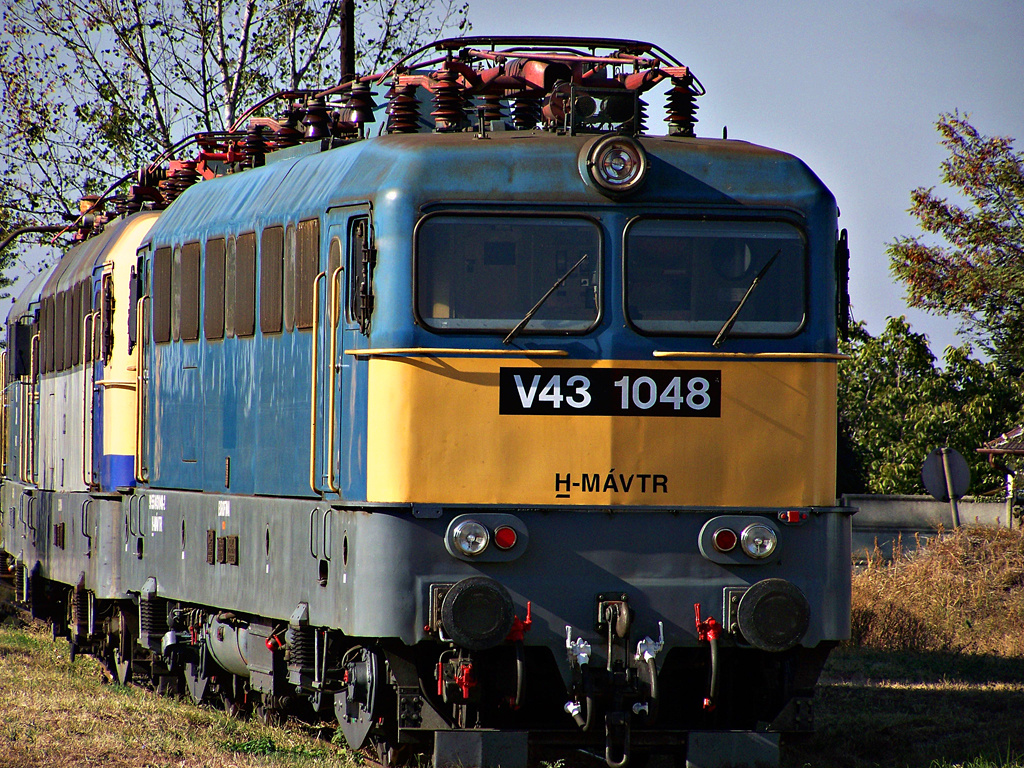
[
  {"left": 712, "top": 248, "right": 781, "bottom": 348},
  {"left": 503, "top": 253, "right": 589, "bottom": 345}
]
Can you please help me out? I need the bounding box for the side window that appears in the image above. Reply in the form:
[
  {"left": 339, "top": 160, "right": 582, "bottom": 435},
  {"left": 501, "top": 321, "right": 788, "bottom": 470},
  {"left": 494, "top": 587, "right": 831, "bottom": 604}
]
[
  {"left": 296, "top": 218, "right": 320, "bottom": 329},
  {"left": 153, "top": 246, "right": 172, "bottom": 343},
  {"left": 55, "top": 290, "right": 66, "bottom": 371},
  {"left": 171, "top": 245, "right": 181, "bottom": 341},
  {"left": 235, "top": 232, "right": 256, "bottom": 337},
  {"left": 70, "top": 281, "right": 82, "bottom": 366},
  {"left": 329, "top": 237, "right": 342, "bottom": 325},
  {"left": 260, "top": 226, "right": 284, "bottom": 334},
  {"left": 127, "top": 265, "right": 138, "bottom": 354},
  {"left": 205, "top": 238, "right": 226, "bottom": 340},
  {"left": 101, "top": 272, "right": 115, "bottom": 362},
  {"left": 84, "top": 279, "right": 95, "bottom": 363},
  {"left": 347, "top": 217, "right": 375, "bottom": 334},
  {"left": 225, "top": 236, "right": 236, "bottom": 337},
  {"left": 181, "top": 242, "right": 201, "bottom": 341},
  {"left": 283, "top": 224, "right": 296, "bottom": 332},
  {"left": 42, "top": 295, "right": 54, "bottom": 373}
]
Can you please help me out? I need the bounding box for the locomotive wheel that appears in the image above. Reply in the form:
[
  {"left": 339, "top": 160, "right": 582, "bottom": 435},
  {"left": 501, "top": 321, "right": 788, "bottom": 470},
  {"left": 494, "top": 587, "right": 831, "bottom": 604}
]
[
  {"left": 184, "top": 660, "right": 210, "bottom": 704},
  {"left": 256, "top": 694, "right": 289, "bottom": 726},
  {"left": 334, "top": 646, "right": 382, "bottom": 750},
  {"left": 369, "top": 736, "right": 412, "bottom": 768},
  {"left": 218, "top": 674, "right": 251, "bottom": 719},
  {"left": 107, "top": 606, "right": 134, "bottom": 686},
  {"left": 109, "top": 648, "right": 132, "bottom": 686}
]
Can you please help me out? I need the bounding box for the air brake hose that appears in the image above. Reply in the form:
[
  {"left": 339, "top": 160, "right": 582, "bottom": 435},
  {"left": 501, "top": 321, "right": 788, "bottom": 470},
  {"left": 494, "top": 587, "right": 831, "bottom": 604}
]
[
  {"left": 706, "top": 635, "right": 719, "bottom": 711},
  {"left": 514, "top": 640, "right": 525, "bottom": 709}
]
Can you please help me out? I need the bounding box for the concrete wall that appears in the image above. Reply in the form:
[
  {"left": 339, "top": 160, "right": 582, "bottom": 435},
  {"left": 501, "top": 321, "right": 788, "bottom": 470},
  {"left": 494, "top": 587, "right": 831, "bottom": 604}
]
[{"left": 843, "top": 494, "right": 1014, "bottom": 562}]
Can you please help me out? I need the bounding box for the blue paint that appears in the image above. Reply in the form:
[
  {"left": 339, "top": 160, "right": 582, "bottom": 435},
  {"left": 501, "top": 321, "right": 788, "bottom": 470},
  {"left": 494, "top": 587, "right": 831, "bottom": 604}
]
[{"left": 102, "top": 454, "right": 135, "bottom": 491}]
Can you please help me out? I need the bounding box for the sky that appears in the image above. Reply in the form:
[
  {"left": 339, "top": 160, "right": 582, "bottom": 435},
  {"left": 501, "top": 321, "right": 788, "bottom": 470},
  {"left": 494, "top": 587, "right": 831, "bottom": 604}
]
[{"left": 466, "top": 0, "right": 1024, "bottom": 358}]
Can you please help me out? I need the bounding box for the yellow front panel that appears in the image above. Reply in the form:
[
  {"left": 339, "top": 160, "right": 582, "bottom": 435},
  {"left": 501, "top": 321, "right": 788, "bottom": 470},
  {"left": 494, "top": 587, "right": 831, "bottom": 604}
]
[{"left": 366, "top": 357, "right": 837, "bottom": 508}]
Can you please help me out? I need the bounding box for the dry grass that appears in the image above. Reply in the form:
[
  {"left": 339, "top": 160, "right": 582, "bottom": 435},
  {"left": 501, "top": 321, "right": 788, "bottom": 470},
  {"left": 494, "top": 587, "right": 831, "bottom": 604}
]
[
  {"left": 783, "top": 525, "right": 1024, "bottom": 768},
  {"left": 850, "top": 525, "right": 1024, "bottom": 655},
  {"left": 0, "top": 604, "right": 360, "bottom": 768}
]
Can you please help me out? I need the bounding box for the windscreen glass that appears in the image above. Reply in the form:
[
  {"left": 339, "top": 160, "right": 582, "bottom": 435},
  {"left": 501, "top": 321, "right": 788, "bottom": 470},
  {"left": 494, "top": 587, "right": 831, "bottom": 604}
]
[
  {"left": 417, "top": 216, "right": 601, "bottom": 332},
  {"left": 625, "top": 218, "right": 806, "bottom": 336}
]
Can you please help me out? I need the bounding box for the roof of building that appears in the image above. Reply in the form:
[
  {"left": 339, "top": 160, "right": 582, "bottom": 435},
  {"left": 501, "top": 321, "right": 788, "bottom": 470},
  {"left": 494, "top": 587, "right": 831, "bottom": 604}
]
[{"left": 978, "top": 425, "right": 1024, "bottom": 456}]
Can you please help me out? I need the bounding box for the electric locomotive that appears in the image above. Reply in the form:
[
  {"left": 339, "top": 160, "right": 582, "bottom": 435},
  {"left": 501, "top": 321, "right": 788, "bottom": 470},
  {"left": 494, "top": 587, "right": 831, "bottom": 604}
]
[{"left": 2, "top": 36, "right": 853, "bottom": 768}]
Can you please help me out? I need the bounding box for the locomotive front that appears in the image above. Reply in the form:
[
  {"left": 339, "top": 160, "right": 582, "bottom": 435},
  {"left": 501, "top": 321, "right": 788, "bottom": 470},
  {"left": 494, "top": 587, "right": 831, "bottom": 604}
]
[{"left": 335, "top": 42, "right": 853, "bottom": 766}]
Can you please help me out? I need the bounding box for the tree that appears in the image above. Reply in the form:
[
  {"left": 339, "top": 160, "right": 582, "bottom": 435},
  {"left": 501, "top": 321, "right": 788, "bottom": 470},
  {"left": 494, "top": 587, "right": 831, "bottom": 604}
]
[
  {"left": 838, "top": 317, "right": 1023, "bottom": 496},
  {"left": 0, "top": 0, "right": 469, "bottom": 253},
  {"left": 889, "top": 112, "right": 1024, "bottom": 374}
]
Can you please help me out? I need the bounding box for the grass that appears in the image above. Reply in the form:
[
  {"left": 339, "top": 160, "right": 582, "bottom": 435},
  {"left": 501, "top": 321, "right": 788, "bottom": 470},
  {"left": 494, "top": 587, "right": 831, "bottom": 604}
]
[
  {"left": 785, "top": 525, "right": 1024, "bottom": 768},
  {"left": 5, "top": 525, "right": 1024, "bottom": 767},
  {"left": 0, "top": 595, "right": 360, "bottom": 768}
]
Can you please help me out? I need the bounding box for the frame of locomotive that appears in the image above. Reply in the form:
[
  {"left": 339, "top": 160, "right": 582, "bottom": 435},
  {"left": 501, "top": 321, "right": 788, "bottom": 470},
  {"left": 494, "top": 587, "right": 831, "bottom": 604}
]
[{"left": 1, "top": 36, "right": 852, "bottom": 768}]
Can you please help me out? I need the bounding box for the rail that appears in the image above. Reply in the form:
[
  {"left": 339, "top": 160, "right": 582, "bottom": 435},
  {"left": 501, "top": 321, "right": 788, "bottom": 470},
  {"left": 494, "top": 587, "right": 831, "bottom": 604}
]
[
  {"left": 345, "top": 348, "right": 569, "bottom": 358},
  {"left": 28, "top": 333, "right": 39, "bottom": 485},
  {"left": 327, "top": 266, "right": 343, "bottom": 493},
  {"left": 83, "top": 311, "right": 98, "bottom": 488},
  {"left": 652, "top": 351, "right": 849, "bottom": 360},
  {"left": 309, "top": 272, "right": 326, "bottom": 495},
  {"left": 0, "top": 350, "right": 6, "bottom": 476},
  {"left": 134, "top": 296, "right": 150, "bottom": 483}
]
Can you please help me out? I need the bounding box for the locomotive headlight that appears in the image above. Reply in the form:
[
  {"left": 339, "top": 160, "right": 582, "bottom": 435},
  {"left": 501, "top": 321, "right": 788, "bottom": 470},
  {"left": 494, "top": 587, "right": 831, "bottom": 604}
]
[
  {"left": 582, "top": 135, "right": 648, "bottom": 196},
  {"left": 740, "top": 524, "right": 778, "bottom": 559},
  {"left": 452, "top": 520, "right": 490, "bottom": 556}
]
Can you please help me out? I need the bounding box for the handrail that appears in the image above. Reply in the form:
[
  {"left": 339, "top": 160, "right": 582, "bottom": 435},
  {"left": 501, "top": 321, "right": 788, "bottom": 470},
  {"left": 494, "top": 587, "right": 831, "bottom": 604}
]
[
  {"left": 18, "top": 381, "right": 27, "bottom": 483},
  {"left": 326, "top": 266, "right": 343, "bottom": 494},
  {"left": 82, "top": 498, "right": 93, "bottom": 558},
  {"left": 29, "top": 333, "right": 39, "bottom": 485},
  {"left": 134, "top": 296, "right": 150, "bottom": 483},
  {"left": 309, "top": 272, "right": 327, "bottom": 495},
  {"left": 652, "top": 351, "right": 849, "bottom": 361},
  {"left": 345, "top": 347, "right": 570, "bottom": 358},
  {"left": 82, "top": 311, "right": 98, "bottom": 488},
  {"left": 0, "top": 350, "right": 7, "bottom": 476}
]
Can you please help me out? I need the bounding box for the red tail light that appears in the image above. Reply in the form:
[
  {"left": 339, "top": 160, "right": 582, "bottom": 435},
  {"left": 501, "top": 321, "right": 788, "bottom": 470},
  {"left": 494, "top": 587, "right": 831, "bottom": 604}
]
[
  {"left": 493, "top": 525, "right": 518, "bottom": 550},
  {"left": 712, "top": 528, "right": 738, "bottom": 553},
  {"left": 778, "top": 510, "right": 809, "bottom": 524}
]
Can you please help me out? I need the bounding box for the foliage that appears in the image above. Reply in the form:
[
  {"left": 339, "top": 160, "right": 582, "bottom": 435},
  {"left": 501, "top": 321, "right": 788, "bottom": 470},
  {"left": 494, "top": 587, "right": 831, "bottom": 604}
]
[
  {"left": 0, "top": 0, "right": 469, "bottom": 254},
  {"left": 889, "top": 112, "right": 1024, "bottom": 374},
  {"left": 0, "top": 184, "right": 15, "bottom": 301},
  {"left": 838, "top": 317, "right": 1023, "bottom": 495}
]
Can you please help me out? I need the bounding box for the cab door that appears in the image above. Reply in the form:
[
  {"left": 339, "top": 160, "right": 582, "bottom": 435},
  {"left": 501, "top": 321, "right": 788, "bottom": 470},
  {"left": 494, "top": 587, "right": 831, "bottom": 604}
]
[{"left": 312, "top": 206, "right": 372, "bottom": 499}]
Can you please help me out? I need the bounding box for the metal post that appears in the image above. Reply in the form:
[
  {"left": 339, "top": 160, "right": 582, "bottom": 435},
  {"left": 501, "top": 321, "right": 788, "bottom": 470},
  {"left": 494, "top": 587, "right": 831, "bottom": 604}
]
[
  {"left": 339, "top": 0, "right": 355, "bottom": 83},
  {"left": 1009, "top": 472, "right": 1018, "bottom": 529},
  {"left": 941, "top": 447, "right": 961, "bottom": 528}
]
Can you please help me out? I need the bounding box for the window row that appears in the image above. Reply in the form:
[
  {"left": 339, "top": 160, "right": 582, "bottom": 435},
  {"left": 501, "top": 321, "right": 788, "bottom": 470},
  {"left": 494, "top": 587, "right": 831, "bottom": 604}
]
[
  {"left": 415, "top": 214, "right": 807, "bottom": 338},
  {"left": 37, "top": 277, "right": 112, "bottom": 375},
  {"left": 152, "top": 219, "right": 321, "bottom": 344}
]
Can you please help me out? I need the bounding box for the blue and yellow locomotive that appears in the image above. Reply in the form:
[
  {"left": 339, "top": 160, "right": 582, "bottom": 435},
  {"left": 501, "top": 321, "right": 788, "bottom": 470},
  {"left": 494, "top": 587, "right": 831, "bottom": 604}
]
[{"left": 2, "top": 37, "right": 852, "bottom": 767}]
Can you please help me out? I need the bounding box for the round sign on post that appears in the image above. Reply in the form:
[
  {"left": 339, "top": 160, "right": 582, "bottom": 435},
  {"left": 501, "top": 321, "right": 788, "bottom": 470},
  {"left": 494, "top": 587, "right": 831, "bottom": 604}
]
[
  {"left": 922, "top": 447, "right": 971, "bottom": 528},
  {"left": 922, "top": 448, "right": 970, "bottom": 502}
]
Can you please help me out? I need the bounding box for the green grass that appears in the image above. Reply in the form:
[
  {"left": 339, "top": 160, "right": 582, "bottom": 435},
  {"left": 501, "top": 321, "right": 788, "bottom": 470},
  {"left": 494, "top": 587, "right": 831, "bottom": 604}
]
[{"left": 0, "top": 609, "right": 361, "bottom": 768}]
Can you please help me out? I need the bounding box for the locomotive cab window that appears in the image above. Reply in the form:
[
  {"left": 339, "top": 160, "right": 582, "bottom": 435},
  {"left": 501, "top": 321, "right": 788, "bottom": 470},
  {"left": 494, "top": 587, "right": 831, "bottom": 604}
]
[
  {"left": 416, "top": 215, "right": 601, "bottom": 333},
  {"left": 625, "top": 218, "right": 806, "bottom": 337}
]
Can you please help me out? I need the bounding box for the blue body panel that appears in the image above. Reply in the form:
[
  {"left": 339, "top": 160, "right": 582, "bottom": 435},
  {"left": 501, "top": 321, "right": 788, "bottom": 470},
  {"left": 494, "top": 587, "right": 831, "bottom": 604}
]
[{"left": 142, "top": 132, "right": 837, "bottom": 500}]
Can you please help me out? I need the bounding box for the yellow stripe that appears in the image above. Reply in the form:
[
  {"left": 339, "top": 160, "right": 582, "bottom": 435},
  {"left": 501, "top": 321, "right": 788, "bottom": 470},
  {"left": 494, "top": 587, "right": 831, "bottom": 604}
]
[
  {"left": 366, "top": 357, "right": 837, "bottom": 508},
  {"left": 653, "top": 351, "right": 849, "bottom": 360},
  {"left": 347, "top": 347, "right": 569, "bottom": 357}
]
